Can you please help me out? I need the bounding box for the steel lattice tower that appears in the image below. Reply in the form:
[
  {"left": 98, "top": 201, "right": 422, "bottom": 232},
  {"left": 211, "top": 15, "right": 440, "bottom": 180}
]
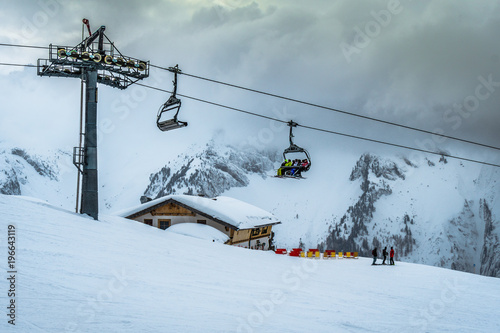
[{"left": 38, "top": 22, "right": 150, "bottom": 220}]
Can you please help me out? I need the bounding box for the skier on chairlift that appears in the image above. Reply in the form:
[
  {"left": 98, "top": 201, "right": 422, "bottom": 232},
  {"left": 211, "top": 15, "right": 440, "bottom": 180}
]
[{"left": 275, "top": 121, "right": 311, "bottom": 179}]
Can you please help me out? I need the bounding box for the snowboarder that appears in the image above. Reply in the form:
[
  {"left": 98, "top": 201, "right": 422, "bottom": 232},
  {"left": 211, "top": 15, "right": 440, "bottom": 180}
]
[
  {"left": 390, "top": 247, "right": 395, "bottom": 265},
  {"left": 372, "top": 248, "right": 377, "bottom": 265},
  {"left": 382, "top": 247, "right": 388, "bottom": 265}
]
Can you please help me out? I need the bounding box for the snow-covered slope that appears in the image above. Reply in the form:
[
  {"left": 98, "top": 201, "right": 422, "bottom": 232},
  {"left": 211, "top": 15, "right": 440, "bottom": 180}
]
[
  {"left": 1, "top": 139, "right": 498, "bottom": 278},
  {"left": 140, "top": 141, "right": 500, "bottom": 277},
  {"left": 318, "top": 153, "right": 500, "bottom": 277},
  {"left": 1, "top": 194, "right": 499, "bottom": 333},
  {"left": 0, "top": 143, "right": 75, "bottom": 208}
]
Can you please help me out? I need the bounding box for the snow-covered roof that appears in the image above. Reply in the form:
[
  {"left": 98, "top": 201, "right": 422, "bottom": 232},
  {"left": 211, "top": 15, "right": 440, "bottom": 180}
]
[
  {"left": 166, "top": 223, "right": 230, "bottom": 243},
  {"left": 116, "top": 195, "right": 281, "bottom": 230}
]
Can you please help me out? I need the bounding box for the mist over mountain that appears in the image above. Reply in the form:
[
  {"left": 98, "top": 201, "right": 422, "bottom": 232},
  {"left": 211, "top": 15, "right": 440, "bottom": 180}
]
[
  {"left": 143, "top": 140, "right": 280, "bottom": 199},
  {"left": 137, "top": 141, "right": 500, "bottom": 277},
  {"left": 1, "top": 139, "right": 499, "bottom": 278},
  {"left": 3, "top": 2, "right": 500, "bottom": 331}
]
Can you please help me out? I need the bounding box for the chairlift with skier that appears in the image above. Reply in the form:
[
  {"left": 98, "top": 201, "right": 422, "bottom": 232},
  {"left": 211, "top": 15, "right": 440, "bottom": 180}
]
[{"left": 276, "top": 121, "right": 311, "bottom": 179}]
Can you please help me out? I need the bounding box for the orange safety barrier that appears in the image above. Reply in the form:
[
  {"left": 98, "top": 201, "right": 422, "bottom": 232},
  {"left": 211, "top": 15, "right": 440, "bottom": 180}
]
[
  {"left": 353, "top": 252, "right": 359, "bottom": 259},
  {"left": 338, "top": 251, "right": 343, "bottom": 258},
  {"left": 345, "top": 252, "right": 351, "bottom": 258}
]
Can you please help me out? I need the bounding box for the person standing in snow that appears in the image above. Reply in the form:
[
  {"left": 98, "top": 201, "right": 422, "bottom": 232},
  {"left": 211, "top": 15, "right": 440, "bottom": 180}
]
[
  {"left": 372, "top": 247, "right": 377, "bottom": 265},
  {"left": 382, "top": 247, "right": 388, "bottom": 265},
  {"left": 390, "top": 247, "right": 395, "bottom": 265}
]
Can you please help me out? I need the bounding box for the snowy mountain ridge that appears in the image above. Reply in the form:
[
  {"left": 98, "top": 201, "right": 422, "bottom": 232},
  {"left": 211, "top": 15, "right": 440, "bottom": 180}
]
[
  {"left": 320, "top": 153, "right": 499, "bottom": 276},
  {"left": 144, "top": 140, "right": 280, "bottom": 199},
  {"left": 0, "top": 140, "right": 498, "bottom": 277},
  {"left": 141, "top": 143, "right": 500, "bottom": 278}
]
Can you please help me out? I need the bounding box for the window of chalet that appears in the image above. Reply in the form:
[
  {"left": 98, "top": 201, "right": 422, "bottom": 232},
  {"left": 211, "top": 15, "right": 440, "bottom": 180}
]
[
  {"left": 159, "top": 219, "right": 171, "bottom": 230},
  {"left": 144, "top": 219, "right": 153, "bottom": 226},
  {"left": 251, "top": 228, "right": 260, "bottom": 236},
  {"left": 262, "top": 226, "right": 269, "bottom": 234},
  {"left": 197, "top": 220, "right": 206, "bottom": 224}
]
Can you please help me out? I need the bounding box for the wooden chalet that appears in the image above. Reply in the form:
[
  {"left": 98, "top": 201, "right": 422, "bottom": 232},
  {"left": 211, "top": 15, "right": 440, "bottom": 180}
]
[{"left": 117, "top": 195, "right": 281, "bottom": 250}]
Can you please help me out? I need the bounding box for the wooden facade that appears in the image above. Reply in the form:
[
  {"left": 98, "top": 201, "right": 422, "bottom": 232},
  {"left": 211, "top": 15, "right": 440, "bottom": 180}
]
[
  {"left": 150, "top": 203, "right": 196, "bottom": 217},
  {"left": 123, "top": 198, "right": 278, "bottom": 250}
]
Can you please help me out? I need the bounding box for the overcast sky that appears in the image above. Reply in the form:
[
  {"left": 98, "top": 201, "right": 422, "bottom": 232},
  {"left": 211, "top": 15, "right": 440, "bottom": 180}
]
[{"left": 1, "top": 0, "right": 500, "bottom": 171}]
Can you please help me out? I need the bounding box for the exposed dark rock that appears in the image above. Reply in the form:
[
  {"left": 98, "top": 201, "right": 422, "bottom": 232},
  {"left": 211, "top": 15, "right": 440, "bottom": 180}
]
[
  {"left": 480, "top": 200, "right": 500, "bottom": 277},
  {"left": 144, "top": 142, "right": 279, "bottom": 199}
]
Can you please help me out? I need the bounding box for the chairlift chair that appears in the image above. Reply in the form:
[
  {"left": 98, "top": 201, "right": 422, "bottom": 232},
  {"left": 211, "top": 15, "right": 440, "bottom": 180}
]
[
  {"left": 157, "top": 65, "right": 188, "bottom": 132},
  {"left": 278, "top": 121, "right": 311, "bottom": 177},
  {"left": 283, "top": 145, "right": 311, "bottom": 171}
]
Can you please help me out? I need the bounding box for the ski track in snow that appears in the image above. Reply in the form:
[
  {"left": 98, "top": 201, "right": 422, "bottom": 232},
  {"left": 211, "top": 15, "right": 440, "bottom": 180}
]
[{"left": 0, "top": 194, "right": 499, "bottom": 332}]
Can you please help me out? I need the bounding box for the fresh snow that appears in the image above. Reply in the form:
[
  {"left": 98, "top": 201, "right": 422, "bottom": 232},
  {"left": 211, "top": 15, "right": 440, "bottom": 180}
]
[
  {"left": 1, "top": 139, "right": 499, "bottom": 276},
  {"left": 1, "top": 194, "right": 499, "bottom": 332},
  {"left": 116, "top": 194, "right": 280, "bottom": 229},
  {"left": 166, "top": 223, "right": 229, "bottom": 243}
]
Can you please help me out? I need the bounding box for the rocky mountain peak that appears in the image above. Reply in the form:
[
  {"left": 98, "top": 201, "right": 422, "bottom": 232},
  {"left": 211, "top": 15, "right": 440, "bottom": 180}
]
[
  {"left": 349, "top": 153, "right": 405, "bottom": 184},
  {"left": 144, "top": 142, "right": 279, "bottom": 199},
  {"left": 0, "top": 146, "right": 66, "bottom": 195}
]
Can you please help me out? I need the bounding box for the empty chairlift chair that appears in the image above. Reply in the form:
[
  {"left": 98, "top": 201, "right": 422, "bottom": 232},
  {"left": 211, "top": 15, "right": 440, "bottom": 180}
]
[{"left": 157, "top": 65, "right": 188, "bottom": 132}]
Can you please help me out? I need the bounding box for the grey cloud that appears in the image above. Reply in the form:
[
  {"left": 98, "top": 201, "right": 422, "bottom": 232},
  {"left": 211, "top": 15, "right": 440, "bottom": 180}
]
[{"left": 1, "top": 0, "right": 499, "bottom": 164}]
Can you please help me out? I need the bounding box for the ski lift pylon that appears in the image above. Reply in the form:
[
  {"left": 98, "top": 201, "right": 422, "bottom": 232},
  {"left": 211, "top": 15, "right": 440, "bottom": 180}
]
[{"left": 157, "top": 64, "right": 188, "bottom": 132}]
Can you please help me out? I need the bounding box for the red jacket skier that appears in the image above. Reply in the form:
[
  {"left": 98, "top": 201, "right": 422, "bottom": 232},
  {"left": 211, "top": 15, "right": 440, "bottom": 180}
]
[{"left": 390, "top": 247, "right": 395, "bottom": 265}]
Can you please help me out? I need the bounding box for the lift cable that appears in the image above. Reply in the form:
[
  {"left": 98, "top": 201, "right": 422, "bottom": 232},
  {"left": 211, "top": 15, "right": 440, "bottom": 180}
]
[
  {"left": 0, "top": 41, "right": 499, "bottom": 151},
  {"left": 134, "top": 82, "right": 287, "bottom": 124},
  {"left": 149, "top": 64, "right": 500, "bottom": 152},
  {"left": 0, "top": 60, "right": 499, "bottom": 168},
  {"left": 133, "top": 82, "right": 500, "bottom": 169},
  {"left": 0, "top": 42, "right": 48, "bottom": 50},
  {"left": 0, "top": 62, "right": 37, "bottom": 68}
]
